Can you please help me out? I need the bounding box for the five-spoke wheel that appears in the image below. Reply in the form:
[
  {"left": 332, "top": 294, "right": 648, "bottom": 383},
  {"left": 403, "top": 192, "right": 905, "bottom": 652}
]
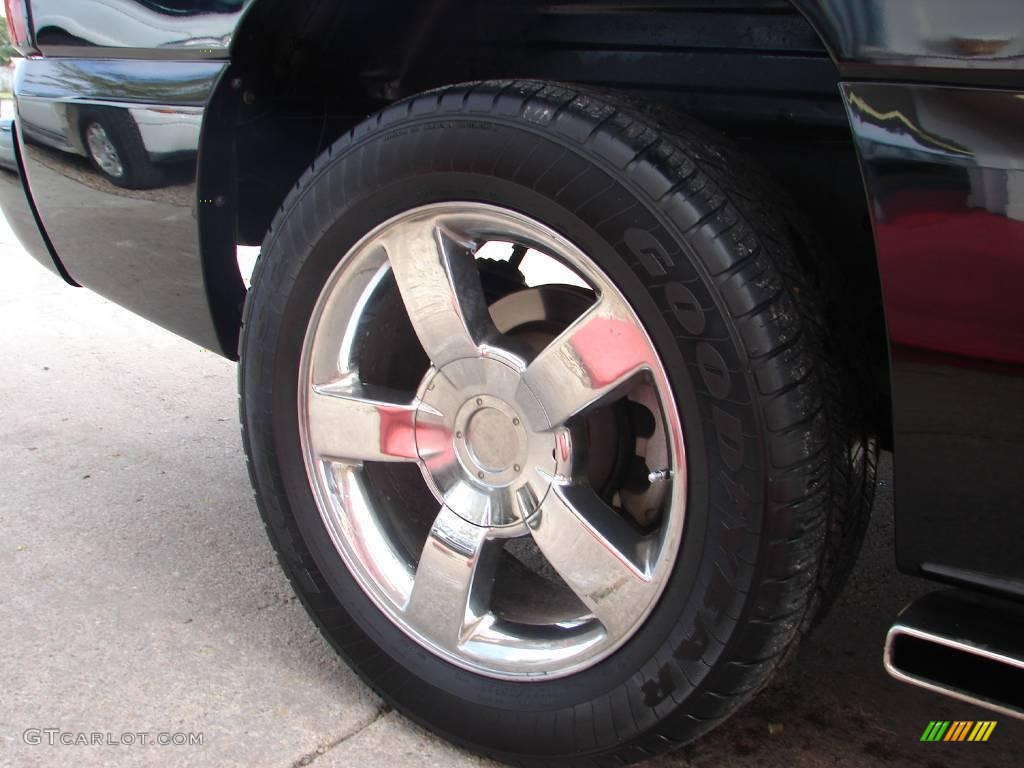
[{"left": 297, "top": 204, "right": 686, "bottom": 678}]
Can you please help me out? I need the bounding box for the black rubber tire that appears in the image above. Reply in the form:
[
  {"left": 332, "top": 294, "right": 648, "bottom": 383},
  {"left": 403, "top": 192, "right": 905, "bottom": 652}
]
[
  {"left": 79, "top": 107, "right": 164, "bottom": 189},
  {"left": 600, "top": 94, "right": 878, "bottom": 629},
  {"left": 239, "top": 80, "right": 876, "bottom": 766}
]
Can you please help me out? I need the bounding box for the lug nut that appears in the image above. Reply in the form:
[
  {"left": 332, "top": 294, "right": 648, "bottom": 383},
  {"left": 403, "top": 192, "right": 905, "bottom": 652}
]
[
  {"left": 476, "top": 398, "right": 483, "bottom": 406},
  {"left": 455, "top": 430, "right": 462, "bottom": 439},
  {"left": 512, "top": 417, "right": 519, "bottom": 426},
  {"left": 513, "top": 464, "right": 521, "bottom": 472},
  {"left": 477, "top": 471, "right": 485, "bottom": 479}
]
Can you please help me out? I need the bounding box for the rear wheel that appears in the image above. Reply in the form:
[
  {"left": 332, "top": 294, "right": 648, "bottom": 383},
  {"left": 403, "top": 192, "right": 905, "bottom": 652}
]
[{"left": 239, "top": 80, "right": 875, "bottom": 765}]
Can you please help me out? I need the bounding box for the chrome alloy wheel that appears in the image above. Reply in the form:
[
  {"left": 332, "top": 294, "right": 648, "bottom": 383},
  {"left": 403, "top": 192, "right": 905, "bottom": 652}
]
[
  {"left": 297, "top": 202, "right": 686, "bottom": 679},
  {"left": 85, "top": 122, "right": 124, "bottom": 179}
]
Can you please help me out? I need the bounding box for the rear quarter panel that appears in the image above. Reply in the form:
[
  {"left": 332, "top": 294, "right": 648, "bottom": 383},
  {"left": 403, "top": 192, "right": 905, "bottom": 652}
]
[{"left": 842, "top": 82, "right": 1024, "bottom": 594}]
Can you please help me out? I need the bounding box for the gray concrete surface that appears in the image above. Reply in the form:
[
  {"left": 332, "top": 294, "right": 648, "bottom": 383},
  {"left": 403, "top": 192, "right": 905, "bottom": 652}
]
[{"left": 1, "top": 217, "right": 1021, "bottom": 768}]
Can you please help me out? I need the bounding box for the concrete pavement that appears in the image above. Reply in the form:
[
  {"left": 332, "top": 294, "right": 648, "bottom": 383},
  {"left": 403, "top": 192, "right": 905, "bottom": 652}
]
[{"left": 1, "top": 216, "right": 1021, "bottom": 768}]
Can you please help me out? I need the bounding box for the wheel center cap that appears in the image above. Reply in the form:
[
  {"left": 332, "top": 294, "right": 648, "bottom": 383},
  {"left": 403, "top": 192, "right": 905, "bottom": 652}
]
[
  {"left": 454, "top": 394, "right": 528, "bottom": 481},
  {"left": 466, "top": 407, "right": 515, "bottom": 469},
  {"left": 414, "top": 357, "right": 561, "bottom": 529}
]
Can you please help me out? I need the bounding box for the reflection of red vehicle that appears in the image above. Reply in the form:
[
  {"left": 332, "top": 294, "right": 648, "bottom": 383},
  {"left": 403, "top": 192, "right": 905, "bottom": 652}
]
[{"left": 877, "top": 189, "right": 1024, "bottom": 365}]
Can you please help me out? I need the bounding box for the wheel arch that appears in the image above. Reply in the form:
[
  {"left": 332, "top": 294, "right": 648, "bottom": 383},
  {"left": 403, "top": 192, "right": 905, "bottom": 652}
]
[{"left": 198, "top": 0, "right": 891, "bottom": 442}]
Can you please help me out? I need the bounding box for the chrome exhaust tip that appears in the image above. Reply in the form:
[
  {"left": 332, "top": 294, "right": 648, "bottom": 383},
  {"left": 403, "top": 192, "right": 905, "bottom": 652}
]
[{"left": 884, "top": 590, "right": 1024, "bottom": 719}]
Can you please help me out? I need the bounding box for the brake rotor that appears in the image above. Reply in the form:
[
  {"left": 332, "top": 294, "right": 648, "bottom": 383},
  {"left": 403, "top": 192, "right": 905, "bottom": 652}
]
[{"left": 489, "top": 284, "right": 669, "bottom": 529}]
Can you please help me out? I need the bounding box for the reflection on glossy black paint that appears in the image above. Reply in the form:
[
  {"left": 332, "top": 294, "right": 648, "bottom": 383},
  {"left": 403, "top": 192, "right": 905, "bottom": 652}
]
[
  {"left": 797, "top": 0, "right": 1024, "bottom": 71},
  {"left": 21, "top": 102, "right": 198, "bottom": 190},
  {"left": 0, "top": 119, "right": 67, "bottom": 279},
  {"left": 0, "top": 120, "right": 18, "bottom": 173},
  {"left": 17, "top": 59, "right": 211, "bottom": 188},
  {"left": 21, "top": 137, "right": 194, "bottom": 190},
  {"left": 17, "top": 57, "right": 228, "bottom": 352},
  {"left": 892, "top": 350, "right": 1024, "bottom": 596},
  {"left": 19, "top": 0, "right": 1024, "bottom": 73},
  {"left": 19, "top": 58, "right": 218, "bottom": 103},
  {"left": 844, "top": 82, "right": 1024, "bottom": 592},
  {"left": 845, "top": 84, "right": 1024, "bottom": 365},
  {"left": 29, "top": 0, "right": 247, "bottom": 51}
]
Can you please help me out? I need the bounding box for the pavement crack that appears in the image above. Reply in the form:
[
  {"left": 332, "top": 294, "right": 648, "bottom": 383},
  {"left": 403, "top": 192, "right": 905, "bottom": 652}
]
[{"left": 288, "top": 703, "right": 392, "bottom": 768}]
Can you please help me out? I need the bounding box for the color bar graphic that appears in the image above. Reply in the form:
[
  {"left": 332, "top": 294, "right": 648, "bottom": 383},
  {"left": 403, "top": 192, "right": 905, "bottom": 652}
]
[{"left": 920, "top": 720, "right": 996, "bottom": 742}]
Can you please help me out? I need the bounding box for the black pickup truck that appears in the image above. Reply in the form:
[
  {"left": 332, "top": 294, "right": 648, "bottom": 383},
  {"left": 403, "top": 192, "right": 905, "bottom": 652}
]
[{"left": 3, "top": 1, "right": 1023, "bottom": 764}]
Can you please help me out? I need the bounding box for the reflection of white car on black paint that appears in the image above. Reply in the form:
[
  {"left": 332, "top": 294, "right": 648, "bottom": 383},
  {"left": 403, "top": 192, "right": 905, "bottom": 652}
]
[
  {"left": 30, "top": 0, "right": 239, "bottom": 49},
  {"left": 17, "top": 98, "right": 201, "bottom": 188},
  {"left": 0, "top": 119, "right": 18, "bottom": 173}
]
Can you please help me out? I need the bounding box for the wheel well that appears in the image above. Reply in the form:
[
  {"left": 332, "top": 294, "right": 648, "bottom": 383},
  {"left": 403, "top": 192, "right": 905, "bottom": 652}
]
[
  {"left": 67, "top": 105, "right": 88, "bottom": 155},
  {"left": 201, "top": 0, "right": 892, "bottom": 442}
]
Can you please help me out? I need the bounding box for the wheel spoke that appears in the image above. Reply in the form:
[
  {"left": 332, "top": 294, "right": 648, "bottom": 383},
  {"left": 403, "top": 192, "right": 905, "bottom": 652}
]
[
  {"left": 404, "top": 507, "right": 498, "bottom": 648},
  {"left": 519, "top": 294, "right": 657, "bottom": 429},
  {"left": 381, "top": 215, "right": 496, "bottom": 367},
  {"left": 307, "top": 380, "right": 419, "bottom": 463},
  {"left": 528, "top": 484, "right": 653, "bottom": 638}
]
